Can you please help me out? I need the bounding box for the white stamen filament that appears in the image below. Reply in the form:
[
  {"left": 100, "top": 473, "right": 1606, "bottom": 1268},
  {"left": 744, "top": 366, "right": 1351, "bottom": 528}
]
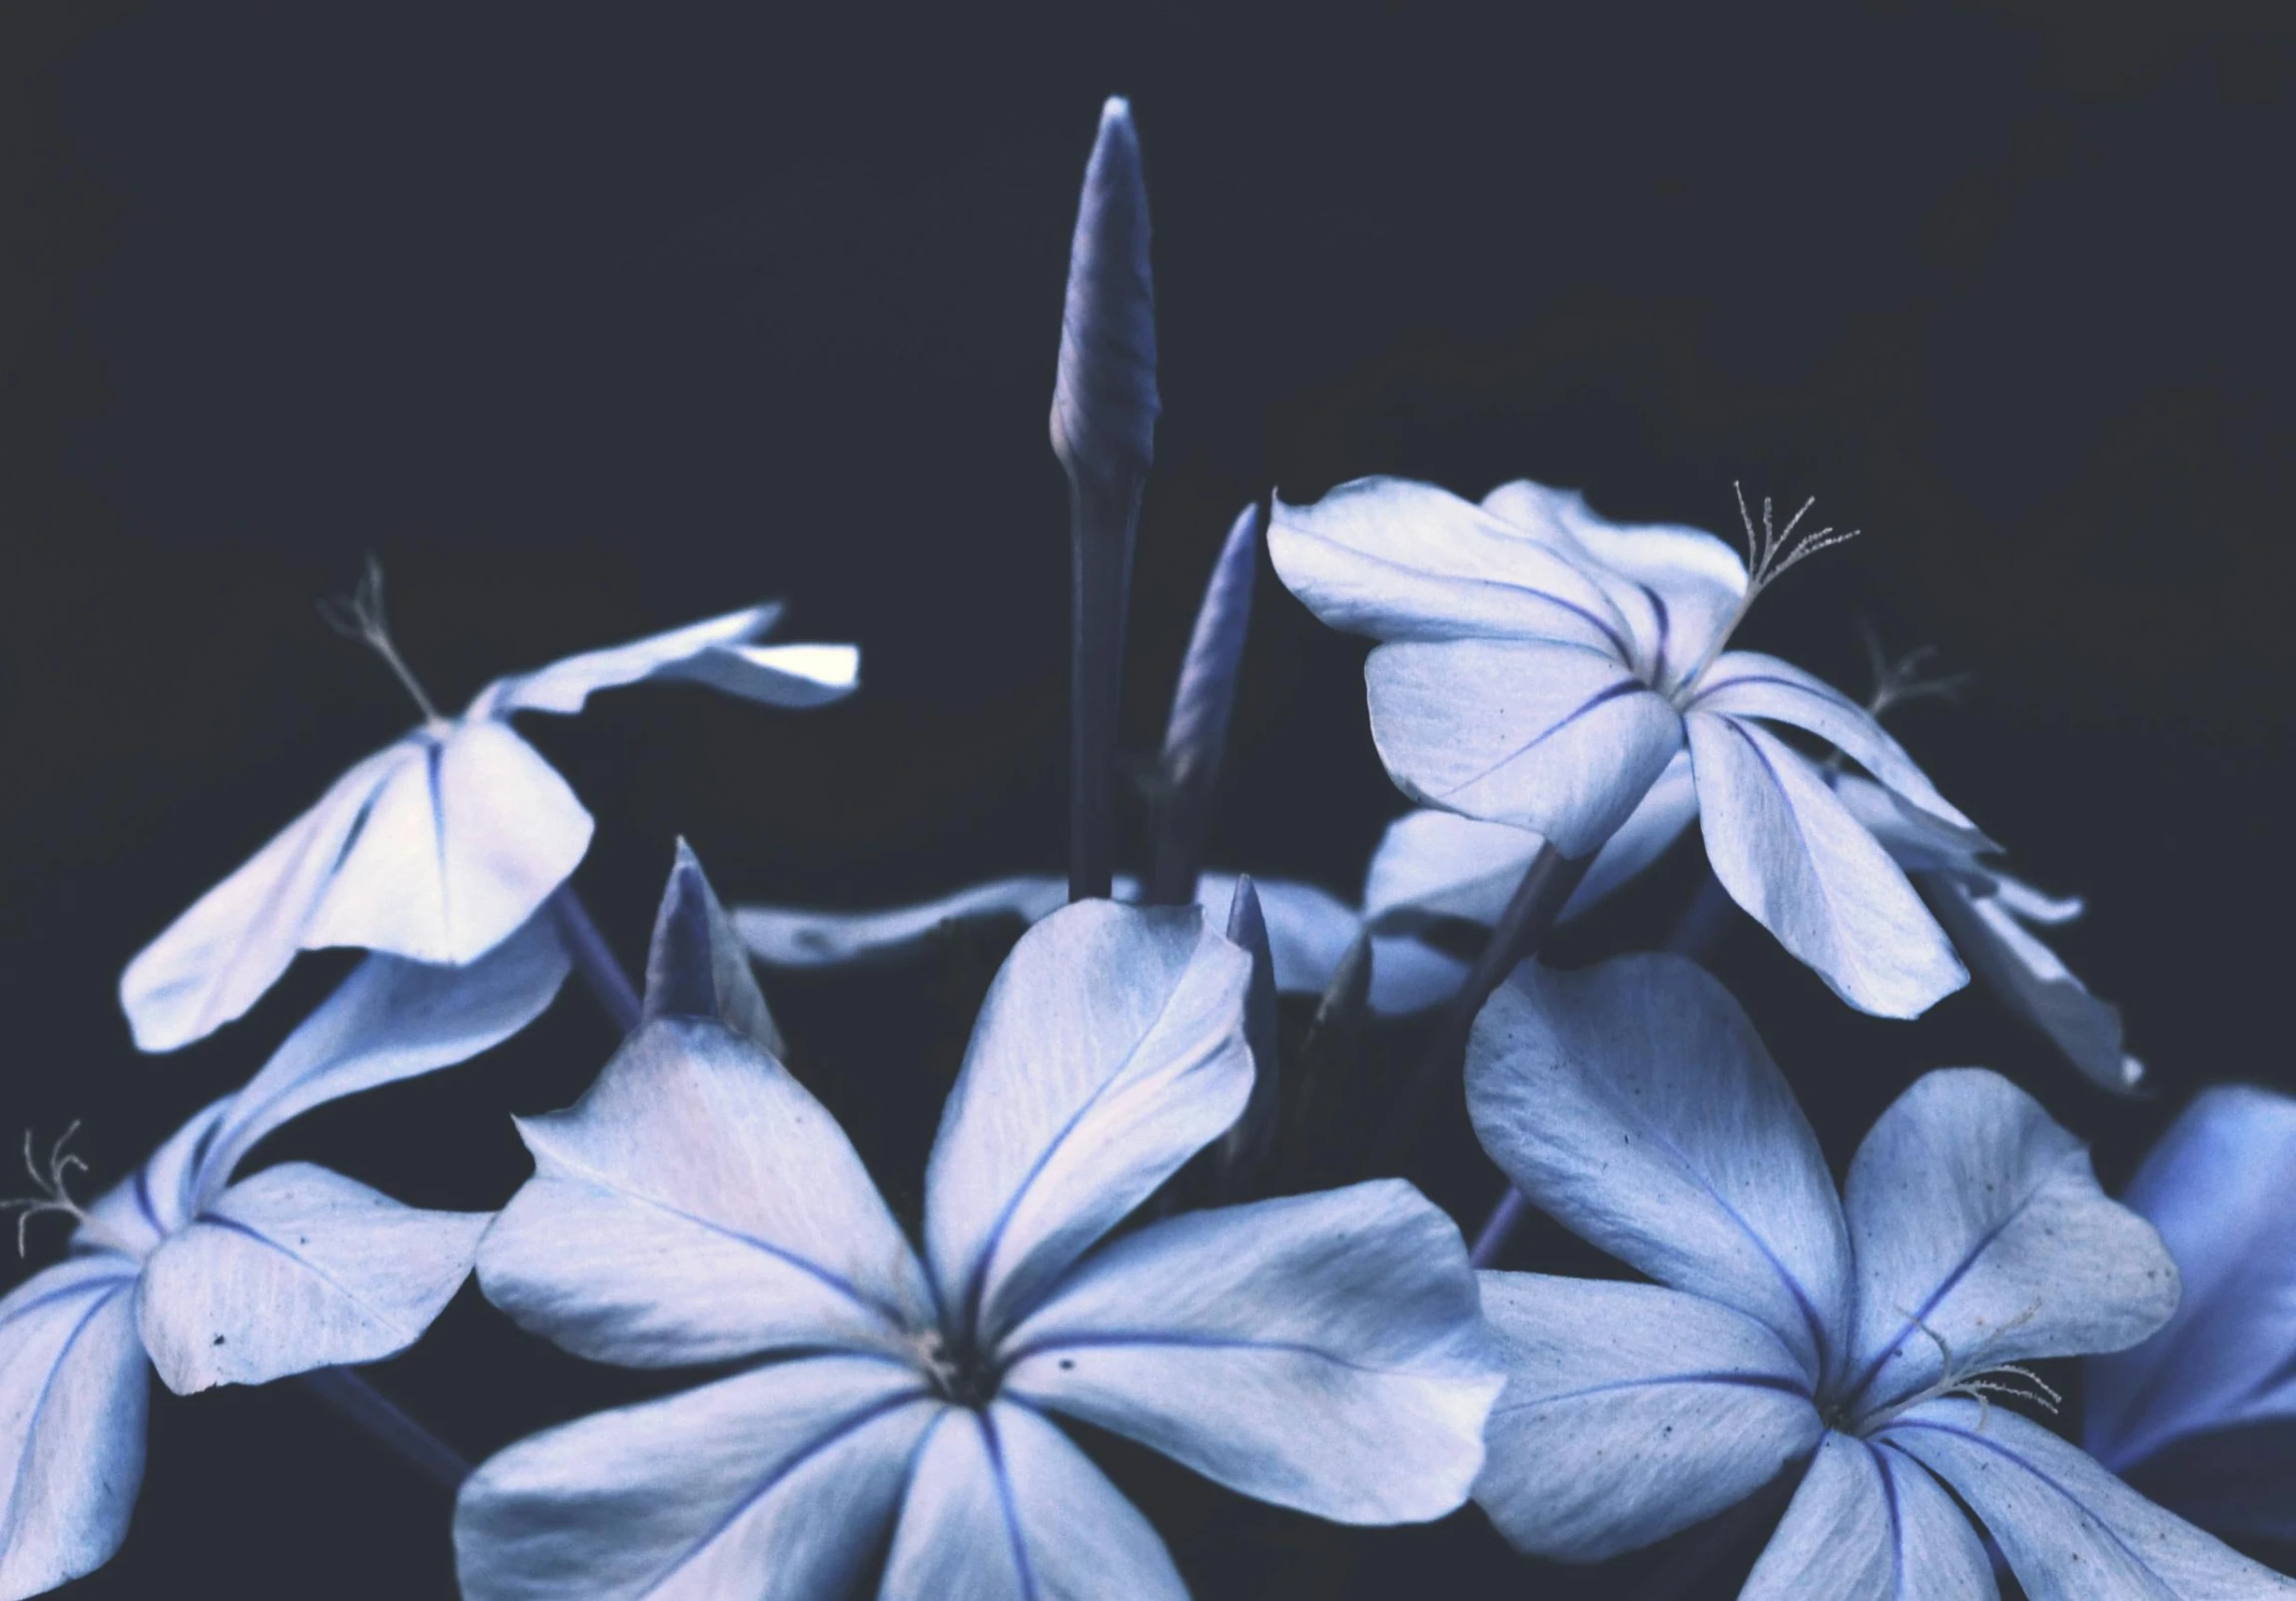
[{"left": 0, "top": 1123, "right": 91, "bottom": 1256}]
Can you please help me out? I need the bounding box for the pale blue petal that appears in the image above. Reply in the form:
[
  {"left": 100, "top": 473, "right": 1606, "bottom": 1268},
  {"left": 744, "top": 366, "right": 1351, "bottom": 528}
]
[
  {"left": 137, "top": 1162, "right": 485, "bottom": 1393},
  {"left": 0, "top": 1257, "right": 147, "bottom": 1601},
  {"left": 1688, "top": 709, "right": 1967, "bottom": 1018},
  {"left": 1191, "top": 873, "right": 1361, "bottom": 997},
  {"left": 1886, "top": 1399, "right": 2296, "bottom": 1599},
  {"left": 1840, "top": 1070, "right": 2177, "bottom": 1427},
  {"left": 879, "top": 1401, "right": 1185, "bottom": 1601},
  {"left": 1365, "top": 637, "right": 1683, "bottom": 855},
  {"left": 1361, "top": 809, "right": 1543, "bottom": 933},
  {"left": 196, "top": 920, "right": 571, "bottom": 1201},
  {"left": 454, "top": 1354, "right": 936, "bottom": 1601},
  {"left": 2088, "top": 1088, "right": 2296, "bottom": 1477},
  {"left": 1268, "top": 477, "right": 1635, "bottom": 652},
  {"left": 650, "top": 642, "right": 859, "bottom": 709},
  {"left": 643, "top": 842, "right": 782, "bottom": 1056},
  {"left": 1742, "top": 1430, "right": 1996, "bottom": 1600},
  {"left": 1831, "top": 773, "right": 1992, "bottom": 882},
  {"left": 467, "top": 604, "right": 782, "bottom": 717},
  {"left": 1923, "top": 877, "right": 2143, "bottom": 1095},
  {"left": 1048, "top": 98, "right": 1157, "bottom": 490},
  {"left": 1000, "top": 1181, "right": 1501, "bottom": 1524},
  {"left": 923, "top": 902, "right": 1252, "bottom": 1345},
  {"left": 1466, "top": 955, "right": 1853, "bottom": 1381},
  {"left": 1471, "top": 1273, "right": 1820, "bottom": 1562},
  {"left": 479, "top": 1019, "right": 932, "bottom": 1367},
  {"left": 75, "top": 1096, "right": 232, "bottom": 1258},
  {"left": 1365, "top": 935, "right": 1472, "bottom": 1017},
  {"left": 1566, "top": 747, "right": 1700, "bottom": 918},
  {"left": 733, "top": 876, "right": 1072, "bottom": 968}
]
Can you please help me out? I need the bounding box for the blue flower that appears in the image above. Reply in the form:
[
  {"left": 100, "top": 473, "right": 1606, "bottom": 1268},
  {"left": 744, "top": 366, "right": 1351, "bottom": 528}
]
[
  {"left": 120, "top": 593, "right": 858, "bottom": 1053},
  {"left": 454, "top": 865, "right": 1500, "bottom": 1600},
  {"left": 0, "top": 922, "right": 567, "bottom": 1598},
  {"left": 1270, "top": 475, "right": 1988, "bottom": 1017},
  {"left": 1463, "top": 952, "right": 2288, "bottom": 1597},
  {"left": 2087, "top": 1086, "right": 2296, "bottom": 1540}
]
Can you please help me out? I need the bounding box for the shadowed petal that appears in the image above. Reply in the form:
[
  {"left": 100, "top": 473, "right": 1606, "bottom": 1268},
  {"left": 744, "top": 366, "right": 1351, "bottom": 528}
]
[
  {"left": 480, "top": 1019, "right": 931, "bottom": 1366},
  {"left": 879, "top": 1401, "right": 1186, "bottom": 1601},
  {"left": 1841, "top": 1071, "right": 2177, "bottom": 1425},
  {"left": 1472, "top": 1273, "right": 1820, "bottom": 1562},
  {"left": 138, "top": 1163, "right": 485, "bottom": 1393},
  {"left": 0, "top": 1257, "right": 147, "bottom": 1601},
  {"left": 1001, "top": 1181, "right": 1501, "bottom": 1524},
  {"left": 1688, "top": 709, "right": 1966, "bottom": 1018},
  {"left": 734, "top": 877, "right": 1072, "bottom": 968},
  {"left": 1362, "top": 809, "right": 1543, "bottom": 933},
  {"left": 1922, "top": 876, "right": 2142, "bottom": 1095},
  {"left": 643, "top": 842, "right": 782, "bottom": 1056},
  {"left": 923, "top": 902, "right": 1251, "bottom": 1344},
  {"left": 1886, "top": 1399, "right": 2296, "bottom": 1599},
  {"left": 1365, "top": 936, "right": 1472, "bottom": 1017},
  {"left": 76, "top": 1097, "right": 232, "bottom": 1258},
  {"left": 1466, "top": 955, "right": 1852, "bottom": 1381},
  {"left": 1742, "top": 1431, "right": 1995, "bottom": 1600},
  {"left": 454, "top": 1354, "right": 936, "bottom": 1601}
]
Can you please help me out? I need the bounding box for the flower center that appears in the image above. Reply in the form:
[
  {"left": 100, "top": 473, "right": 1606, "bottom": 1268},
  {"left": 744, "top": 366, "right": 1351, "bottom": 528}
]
[{"left": 919, "top": 1332, "right": 1000, "bottom": 1409}]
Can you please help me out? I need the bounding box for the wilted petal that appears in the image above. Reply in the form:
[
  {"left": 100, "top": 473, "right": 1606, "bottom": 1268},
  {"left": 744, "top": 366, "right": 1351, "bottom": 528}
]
[
  {"left": 1841, "top": 1070, "right": 2177, "bottom": 1425},
  {"left": 1365, "top": 637, "right": 1682, "bottom": 855},
  {"left": 924, "top": 902, "right": 1251, "bottom": 1343},
  {"left": 117, "top": 743, "right": 414, "bottom": 1052},
  {"left": 1001, "top": 1181, "right": 1500, "bottom": 1524},
  {"left": 879, "top": 1401, "right": 1185, "bottom": 1601},
  {"left": 733, "top": 876, "right": 1071, "bottom": 968},
  {"left": 643, "top": 842, "right": 782, "bottom": 1055},
  {"left": 1268, "top": 477, "right": 1633, "bottom": 651},
  {"left": 1922, "top": 877, "right": 2142, "bottom": 1095},
  {"left": 480, "top": 1019, "right": 931, "bottom": 1367},
  {"left": 469, "top": 603, "right": 785, "bottom": 716},
  {"left": 1466, "top": 955, "right": 1852, "bottom": 1381},
  {"left": 1741, "top": 1430, "right": 1995, "bottom": 1600},
  {"left": 1471, "top": 1273, "right": 1819, "bottom": 1562},
  {"left": 0, "top": 1256, "right": 147, "bottom": 1601},
  {"left": 1886, "top": 1399, "right": 2296, "bottom": 1600},
  {"left": 138, "top": 1163, "right": 485, "bottom": 1393},
  {"left": 454, "top": 1353, "right": 936, "bottom": 1601},
  {"left": 1688, "top": 709, "right": 1966, "bottom": 1018}
]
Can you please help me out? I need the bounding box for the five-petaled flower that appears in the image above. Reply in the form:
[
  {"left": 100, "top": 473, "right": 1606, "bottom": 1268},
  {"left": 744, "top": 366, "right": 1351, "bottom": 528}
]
[
  {"left": 1269, "top": 475, "right": 1988, "bottom": 1017},
  {"left": 1463, "top": 951, "right": 2289, "bottom": 1598},
  {"left": 454, "top": 861, "right": 1501, "bottom": 1601}
]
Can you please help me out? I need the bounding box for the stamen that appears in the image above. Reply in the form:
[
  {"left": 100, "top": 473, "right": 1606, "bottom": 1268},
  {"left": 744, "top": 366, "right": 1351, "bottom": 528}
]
[
  {"left": 0, "top": 1123, "right": 91, "bottom": 1257},
  {"left": 1734, "top": 481, "right": 1864, "bottom": 604},
  {"left": 319, "top": 555, "right": 443, "bottom": 723},
  {"left": 1858, "top": 621, "right": 1974, "bottom": 722}
]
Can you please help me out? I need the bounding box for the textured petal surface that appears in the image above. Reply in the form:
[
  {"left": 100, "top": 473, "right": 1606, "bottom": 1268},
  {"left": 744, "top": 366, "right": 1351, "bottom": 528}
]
[
  {"left": 924, "top": 902, "right": 1252, "bottom": 1344},
  {"left": 75, "top": 1096, "right": 232, "bottom": 1259},
  {"left": 642, "top": 842, "right": 782, "bottom": 1056},
  {"left": 0, "top": 1257, "right": 146, "bottom": 1601},
  {"left": 1688, "top": 709, "right": 1966, "bottom": 1018},
  {"left": 1923, "top": 876, "right": 2142, "bottom": 1094},
  {"left": 1365, "top": 637, "right": 1682, "bottom": 855},
  {"left": 454, "top": 1354, "right": 936, "bottom": 1601},
  {"left": 734, "top": 876, "right": 1072, "bottom": 968},
  {"left": 1840, "top": 1070, "right": 2177, "bottom": 1426},
  {"left": 1472, "top": 1273, "right": 1820, "bottom": 1562},
  {"left": 1887, "top": 1399, "right": 2296, "bottom": 1600},
  {"left": 879, "top": 1401, "right": 1186, "bottom": 1601},
  {"left": 468, "top": 604, "right": 779, "bottom": 716},
  {"left": 1742, "top": 1430, "right": 1996, "bottom": 1600},
  {"left": 1466, "top": 955, "right": 1852, "bottom": 1381},
  {"left": 138, "top": 1162, "right": 485, "bottom": 1393},
  {"left": 480, "top": 1018, "right": 931, "bottom": 1367},
  {"left": 1001, "top": 1181, "right": 1501, "bottom": 1524}
]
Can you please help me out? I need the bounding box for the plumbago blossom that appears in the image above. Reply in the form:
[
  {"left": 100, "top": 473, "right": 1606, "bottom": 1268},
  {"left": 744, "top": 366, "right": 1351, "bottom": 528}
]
[
  {"left": 0, "top": 922, "right": 568, "bottom": 1599},
  {"left": 119, "top": 568, "right": 857, "bottom": 1053},
  {"left": 454, "top": 856, "right": 1500, "bottom": 1599},
  {"left": 2087, "top": 1086, "right": 2296, "bottom": 1539},
  {"left": 1462, "top": 952, "right": 2288, "bottom": 1599},
  {"left": 1269, "top": 475, "right": 1990, "bottom": 1017}
]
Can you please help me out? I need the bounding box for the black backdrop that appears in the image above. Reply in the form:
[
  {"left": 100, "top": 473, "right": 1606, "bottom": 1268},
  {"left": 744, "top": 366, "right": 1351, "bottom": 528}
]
[{"left": 2, "top": 3, "right": 2290, "bottom": 1596}]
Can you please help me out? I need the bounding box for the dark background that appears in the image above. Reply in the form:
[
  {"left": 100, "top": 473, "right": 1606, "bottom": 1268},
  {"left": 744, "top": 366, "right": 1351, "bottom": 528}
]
[{"left": 2, "top": 1, "right": 2290, "bottom": 1596}]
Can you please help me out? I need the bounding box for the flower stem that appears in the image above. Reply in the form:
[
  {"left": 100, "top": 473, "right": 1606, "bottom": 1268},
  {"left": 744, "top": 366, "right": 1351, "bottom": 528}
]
[
  {"left": 1068, "top": 473, "right": 1144, "bottom": 902},
  {"left": 296, "top": 1366, "right": 470, "bottom": 1492},
  {"left": 548, "top": 884, "right": 641, "bottom": 1035}
]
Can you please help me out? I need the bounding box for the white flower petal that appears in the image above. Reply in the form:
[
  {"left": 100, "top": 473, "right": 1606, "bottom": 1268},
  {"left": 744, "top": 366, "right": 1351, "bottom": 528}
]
[
  {"left": 1365, "top": 935, "right": 1472, "bottom": 1017},
  {"left": 467, "top": 604, "right": 783, "bottom": 717},
  {"left": 1742, "top": 1430, "right": 1996, "bottom": 1600},
  {"left": 734, "top": 876, "right": 1072, "bottom": 968},
  {"left": 1922, "top": 877, "right": 2141, "bottom": 1095},
  {"left": 657, "top": 642, "right": 859, "bottom": 708},
  {"left": 75, "top": 1096, "right": 232, "bottom": 1259}
]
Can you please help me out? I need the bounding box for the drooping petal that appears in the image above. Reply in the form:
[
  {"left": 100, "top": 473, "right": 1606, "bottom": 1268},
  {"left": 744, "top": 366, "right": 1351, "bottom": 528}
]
[
  {"left": 117, "top": 742, "right": 415, "bottom": 1053},
  {"left": 479, "top": 1018, "right": 932, "bottom": 1367},
  {"left": 1840, "top": 1070, "right": 2177, "bottom": 1426},
  {"left": 642, "top": 841, "right": 782, "bottom": 1055},
  {"left": 1741, "top": 1430, "right": 1996, "bottom": 1600},
  {"left": 923, "top": 902, "right": 1252, "bottom": 1344},
  {"left": 453, "top": 1354, "right": 937, "bottom": 1601},
  {"left": 466, "top": 602, "right": 850, "bottom": 718},
  {"left": 647, "top": 642, "right": 860, "bottom": 709},
  {"left": 74, "top": 1096, "right": 232, "bottom": 1258},
  {"left": 1831, "top": 773, "right": 1991, "bottom": 882},
  {"left": 1687, "top": 709, "right": 1967, "bottom": 1018},
  {"left": 1470, "top": 1273, "right": 1820, "bottom": 1562},
  {"left": 1268, "top": 477, "right": 1635, "bottom": 652},
  {"left": 1921, "top": 876, "right": 2143, "bottom": 1095},
  {"left": 1886, "top": 1399, "right": 2296, "bottom": 1600},
  {"left": 1365, "top": 637, "right": 1683, "bottom": 856},
  {"left": 1000, "top": 1181, "right": 1501, "bottom": 1524},
  {"left": 301, "top": 720, "right": 595, "bottom": 965},
  {"left": 879, "top": 1400, "right": 1185, "bottom": 1601},
  {"left": 733, "top": 876, "right": 1073, "bottom": 968},
  {"left": 0, "top": 1256, "right": 147, "bottom": 1601},
  {"left": 137, "top": 1162, "right": 485, "bottom": 1393},
  {"left": 195, "top": 919, "right": 571, "bottom": 1202},
  {"left": 2087, "top": 1088, "right": 2296, "bottom": 1479},
  {"left": 1466, "top": 954, "right": 1853, "bottom": 1382}
]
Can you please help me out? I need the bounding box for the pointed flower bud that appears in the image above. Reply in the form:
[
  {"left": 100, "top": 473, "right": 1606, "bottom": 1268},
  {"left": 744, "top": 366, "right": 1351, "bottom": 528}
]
[{"left": 1050, "top": 97, "right": 1158, "bottom": 490}]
